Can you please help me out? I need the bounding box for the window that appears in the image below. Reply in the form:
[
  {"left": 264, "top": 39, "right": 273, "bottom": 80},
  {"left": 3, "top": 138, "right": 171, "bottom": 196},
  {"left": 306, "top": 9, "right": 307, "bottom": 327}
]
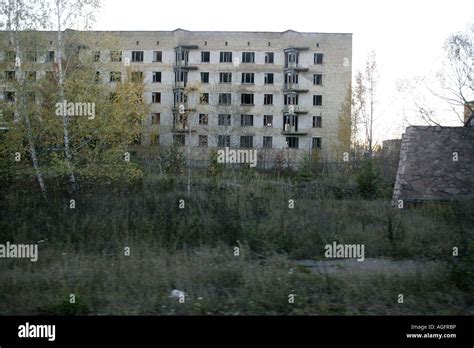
[
  {"left": 313, "top": 116, "right": 322, "bottom": 128},
  {"left": 285, "top": 72, "right": 298, "bottom": 84},
  {"left": 218, "top": 114, "right": 231, "bottom": 126},
  {"left": 131, "top": 71, "right": 143, "bottom": 82},
  {"left": 263, "top": 136, "right": 272, "bottom": 148},
  {"left": 151, "top": 134, "right": 160, "bottom": 146},
  {"left": 265, "top": 52, "right": 274, "bottom": 64},
  {"left": 110, "top": 50, "right": 122, "bottom": 62},
  {"left": 264, "top": 73, "right": 274, "bottom": 84},
  {"left": 199, "top": 93, "right": 209, "bottom": 104},
  {"left": 110, "top": 71, "right": 121, "bottom": 82},
  {"left": 241, "top": 73, "right": 254, "bottom": 84},
  {"left": 284, "top": 94, "right": 298, "bottom": 105},
  {"left": 240, "top": 136, "right": 253, "bottom": 148},
  {"left": 313, "top": 95, "right": 322, "bottom": 106},
  {"left": 174, "top": 91, "right": 187, "bottom": 104},
  {"left": 173, "top": 134, "right": 185, "bottom": 146},
  {"left": 46, "top": 51, "right": 55, "bottom": 62},
  {"left": 152, "top": 71, "right": 161, "bottom": 83},
  {"left": 199, "top": 135, "right": 208, "bottom": 147},
  {"left": 264, "top": 115, "right": 273, "bottom": 127},
  {"left": 133, "top": 133, "right": 142, "bottom": 145},
  {"left": 219, "top": 93, "right": 232, "bottom": 105},
  {"left": 153, "top": 51, "right": 162, "bottom": 62},
  {"left": 201, "top": 51, "right": 210, "bottom": 63},
  {"left": 314, "top": 53, "right": 323, "bottom": 64},
  {"left": 109, "top": 92, "right": 117, "bottom": 101},
  {"left": 5, "top": 91, "right": 15, "bottom": 102},
  {"left": 26, "top": 51, "right": 37, "bottom": 62},
  {"left": 240, "top": 114, "right": 254, "bottom": 126},
  {"left": 241, "top": 94, "right": 254, "bottom": 105},
  {"left": 312, "top": 137, "right": 322, "bottom": 149},
  {"left": 219, "top": 72, "right": 232, "bottom": 83},
  {"left": 286, "top": 137, "right": 299, "bottom": 149},
  {"left": 175, "top": 70, "right": 188, "bottom": 83},
  {"left": 217, "top": 135, "right": 230, "bottom": 147},
  {"left": 242, "top": 52, "right": 255, "bottom": 63},
  {"left": 220, "top": 52, "right": 232, "bottom": 63},
  {"left": 151, "top": 113, "right": 160, "bottom": 125},
  {"left": 95, "top": 71, "right": 100, "bottom": 82},
  {"left": 5, "top": 71, "right": 15, "bottom": 81},
  {"left": 201, "top": 72, "right": 209, "bottom": 83},
  {"left": 93, "top": 51, "right": 100, "bottom": 62},
  {"left": 26, "top": 71, "right": 36, "bottom": 81},
  {"left": 314, "top": 74, "right": 322, "bottom": 85},
  {"left": 152, "top": 92, "right": 161, "bottom": 103},
  {"left": 264, "top": 94, "right": 273, "bottom": 105},
  {"left": 199, "top": 113, "right": 208, "bottom": 125}
]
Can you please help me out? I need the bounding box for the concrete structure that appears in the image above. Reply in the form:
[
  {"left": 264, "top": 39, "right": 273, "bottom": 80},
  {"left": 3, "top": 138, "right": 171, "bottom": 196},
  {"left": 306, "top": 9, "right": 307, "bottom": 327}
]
[
  {"left": 1, "top": 29, "right": 352, "bottom": 162},
  {"left": 392, "top": 126, "right": 474, "bottom": 204}
]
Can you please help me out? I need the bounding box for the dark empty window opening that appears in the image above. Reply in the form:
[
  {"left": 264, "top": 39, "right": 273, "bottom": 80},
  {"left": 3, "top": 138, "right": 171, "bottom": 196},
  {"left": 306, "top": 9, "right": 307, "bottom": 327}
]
[
  {"left": 242, "top": 52, "right": 255, "bottom": 63},
  {"left": 132, "top": 51, "right": 143, "bottom": 62},
  {"left": 241, "top": 94, "right": 254, "bottom": 105},
  {"left": 220, "top": 51, "right": 232, "bottom": 63},
  {"left": 201, "top": 51, "right": 210, "bottom": 63}
]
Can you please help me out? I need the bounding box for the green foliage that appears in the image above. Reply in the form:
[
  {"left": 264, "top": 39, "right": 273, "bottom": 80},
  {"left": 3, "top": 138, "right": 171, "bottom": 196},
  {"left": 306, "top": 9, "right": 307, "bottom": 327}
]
[
  {"left": 160, "top": 144, "right": 186, "bottom": 175},
  {"left": 355, "top": 157, "right": 382, "bottom": 199}
]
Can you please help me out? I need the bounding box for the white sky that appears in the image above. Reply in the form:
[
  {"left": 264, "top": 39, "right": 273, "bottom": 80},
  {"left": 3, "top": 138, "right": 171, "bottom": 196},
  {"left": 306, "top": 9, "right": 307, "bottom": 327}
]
[{"left": 94, "top": 0, "right": 473, "bottom": 143}]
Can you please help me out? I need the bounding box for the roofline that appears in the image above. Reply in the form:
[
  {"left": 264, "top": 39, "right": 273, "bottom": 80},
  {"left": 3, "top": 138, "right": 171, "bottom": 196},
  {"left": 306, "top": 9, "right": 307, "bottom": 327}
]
[{"left": 1, "top": 29, "right": 353, "bottom": 35}]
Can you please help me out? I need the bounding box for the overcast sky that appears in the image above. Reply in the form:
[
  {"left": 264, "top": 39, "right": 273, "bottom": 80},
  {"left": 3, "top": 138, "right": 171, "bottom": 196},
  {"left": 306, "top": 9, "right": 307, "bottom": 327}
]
[{"left": 94, "top": 0, "right": 473, "bottom": 143}]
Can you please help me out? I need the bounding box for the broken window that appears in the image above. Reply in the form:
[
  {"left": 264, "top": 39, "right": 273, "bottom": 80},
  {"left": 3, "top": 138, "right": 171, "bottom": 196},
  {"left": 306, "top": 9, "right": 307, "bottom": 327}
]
[
  {"left": 110, "top": 71, "right": 121, "bottom": 82},
  {"left": 312, "top": 137, "right": 322, "bottom": 149},
  {"left": 264, "top": 73, "right": 274, "bottom": 84},
  {"left": 200, "top": 93, "right": 209, "bottom": 104},
  {"left": 151, "top": 134, "right": 160, "bottom": 146},
  {"left": 5, "top": 71, "right": 15, "bottom": 81},
  {"left": 131, "top": 71, "right": 143, "bottom": 82},
  {"left": 5, "top": 91, "right": 15, "bottom": 102},
  {"left": 152, "top": 71, "right": 161, "bottom": 83},
  {"left": 241, "top": 94, "right": 254, "bottom": 105},
  {"left": 201, "top": 72, "right": 209, "bottom": 83},
  {"left": 313, "top": 116, "right": 322, "bottom": 128},
  {"left": 199, "top": 135, "right": 208, "bottom": 147},
  {"left": 265, "top": 52, "right": 274, "bottom": 64},
  {"left": 173, "top": 134, "right": 185, "bottom": 146},
  {"left": 152, "top": 92, "right": 161, "bottom": 103},
  {"left": 217, "top": 135, "right": 230, "bottom": 147},
  {"left": 199, "top": 113, "right": 208, "bottom": 125},
  {"left": 110, "top": 50, "right": 122, "bottom": 62},
  {"left": 219, "top": 93, "right": 232, "bottom": 105},
  {"left": 93, "top": 51, "right": 100, "bottom": 62},
  {"left": 240, "top": 114, "right": 254, "bottom": 126},
  {"left": 46, "top": 50, "right": 55, "bottom": 62},
  {"left": 263, "top": 136, "right": 272, "bottom": 148},
  {"left": 151, "top": 113, "right": 160, "bottom": 125},
  {"left": 284, "top": 94, "right": 298, "bottom": 105},
  {"left": 240, "top": 136, "right": 253, "bottom": 148},
  {"left": 285, "top": 72, "right": 298, "bottom": 84},
  {"left": 286, "top": 137, "right": 299, "bottom": 148},
  {"left": 153, "top": 51, "right": 162, "bottom": 62},
  {"left": 264, "top": 115, "right": 273, "bottom": 127},
  {"left": 218, "top": 114, "right": 231, "bottom": 126}
]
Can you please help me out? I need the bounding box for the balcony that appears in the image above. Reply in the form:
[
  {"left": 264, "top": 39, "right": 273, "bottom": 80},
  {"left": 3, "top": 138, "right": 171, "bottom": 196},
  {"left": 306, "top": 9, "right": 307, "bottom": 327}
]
[
  {"left": 174, "top": 60, "right": 198, "bottom": 70},
  {"left": 281, "top": 125, "right": 308, "bottom": 135},
  {"left": 283, "top": 83, "right": 309, "bottom": 93},
  {"left": 172, "top": 112, "right": 196, "bottom": 133},
  {"left": 283, "top": 106, "right": 308, "bottom": 114},
  {"left": 284, "top": 63, "right": 308, "bottom": 72}
]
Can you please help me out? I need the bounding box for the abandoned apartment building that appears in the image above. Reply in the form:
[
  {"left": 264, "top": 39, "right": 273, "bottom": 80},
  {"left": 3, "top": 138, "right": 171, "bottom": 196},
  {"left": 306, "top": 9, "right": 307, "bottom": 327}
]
[{"left": 0, "top": 29, "right": 352, "bottom": 162}]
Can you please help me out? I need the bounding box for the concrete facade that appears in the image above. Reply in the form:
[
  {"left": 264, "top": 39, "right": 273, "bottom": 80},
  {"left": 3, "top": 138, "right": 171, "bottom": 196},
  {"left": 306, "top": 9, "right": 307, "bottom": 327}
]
[{"left": 1, "top": 29, "right": 352, "bottom": 161}]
